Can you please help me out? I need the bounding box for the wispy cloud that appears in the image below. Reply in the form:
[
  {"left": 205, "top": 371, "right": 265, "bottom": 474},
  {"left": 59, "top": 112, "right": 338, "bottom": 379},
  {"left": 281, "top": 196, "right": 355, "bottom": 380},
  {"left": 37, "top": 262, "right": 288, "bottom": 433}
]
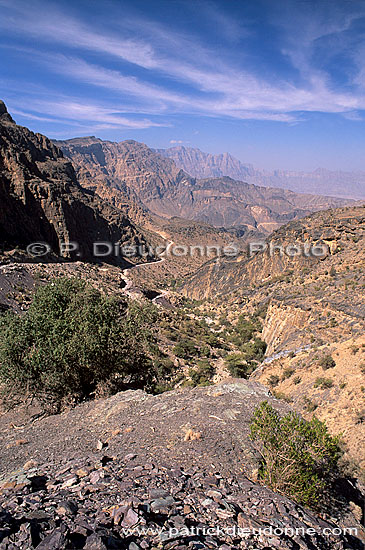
[
  {"left": 1, "top": 0, "right": 365, "bottom": 127},
  {"left": 10, "top": 99, "right": 168, "bottom": 129}
]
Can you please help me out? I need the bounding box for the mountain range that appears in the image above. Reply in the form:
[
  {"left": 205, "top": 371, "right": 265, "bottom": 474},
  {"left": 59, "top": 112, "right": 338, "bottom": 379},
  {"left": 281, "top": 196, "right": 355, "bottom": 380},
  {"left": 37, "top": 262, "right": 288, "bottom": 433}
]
[
  {"left": 0, "top": 100, "right": 364, "bottom": 547},
  {"left": 55, "top": 136, "right": 349, "bottom": 233},
  {"left": 158, "top": 146, "right": 365, "bottom": 200}
]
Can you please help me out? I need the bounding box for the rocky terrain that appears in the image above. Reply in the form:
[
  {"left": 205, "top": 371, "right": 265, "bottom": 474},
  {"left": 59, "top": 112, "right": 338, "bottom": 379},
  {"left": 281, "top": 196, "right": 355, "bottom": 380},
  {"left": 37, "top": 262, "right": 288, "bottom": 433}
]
[
  {"left": 56, "top": 137, "right": 348, "bottom": 232},
  {"left": 0, "top": 102, "right": 364, "bottom": 550},
  {"left": 180, "top": 206, "right": 365, "bottom": 471},
  {"left": 0, "top": 381, "right": 364, "bottom": 550},
  {"left": 0, "top": 102, "right": 150, "bottom": 265},
  {"left": 159, "top": 146, "right": 365, "bottom": 200}
]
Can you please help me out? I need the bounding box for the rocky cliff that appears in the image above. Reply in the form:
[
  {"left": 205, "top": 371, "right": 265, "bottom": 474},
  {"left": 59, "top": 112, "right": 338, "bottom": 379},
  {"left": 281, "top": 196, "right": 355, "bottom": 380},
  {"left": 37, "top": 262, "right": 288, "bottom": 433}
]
[{"left": 0, "top": 102, "right": 148, "bottom": 264}]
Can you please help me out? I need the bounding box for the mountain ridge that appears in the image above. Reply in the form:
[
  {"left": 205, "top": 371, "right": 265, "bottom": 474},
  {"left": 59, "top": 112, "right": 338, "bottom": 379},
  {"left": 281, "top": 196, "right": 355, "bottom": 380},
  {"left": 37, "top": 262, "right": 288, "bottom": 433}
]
[
  {"left": 56, "top": 136, "right": 350, "bottom": 232},
  {"left": 158, "top": 145, "right": 365, "bottom": 200}
]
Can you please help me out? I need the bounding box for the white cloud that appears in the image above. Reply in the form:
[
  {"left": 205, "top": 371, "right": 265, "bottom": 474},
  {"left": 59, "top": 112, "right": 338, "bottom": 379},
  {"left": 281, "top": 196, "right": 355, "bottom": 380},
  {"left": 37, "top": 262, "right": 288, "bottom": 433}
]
[
  {"left": 11, "top": 99, "right": 168, "bottom": 129},
  {"left": 2, "top": 0, "right": 365, "bottom": 125}
]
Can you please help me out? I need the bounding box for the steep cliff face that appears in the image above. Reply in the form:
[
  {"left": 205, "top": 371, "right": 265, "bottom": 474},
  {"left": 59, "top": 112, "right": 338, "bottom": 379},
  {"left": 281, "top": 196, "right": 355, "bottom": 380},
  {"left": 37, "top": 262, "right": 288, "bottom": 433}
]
[
  {"left": 261, "top": 302, "right": 311, "bottom": 356},
  {"left": 57, "top": 136, "right": 349, "bottom": 232},
  {"left": 53, "top": 136, "right": 188, "bottom": 223},
  {"left": 156, "top": 145, "right": 257, "bottom": 180},
  {"left": 0, "top": 102, "right": 147, "bottom": 264}
]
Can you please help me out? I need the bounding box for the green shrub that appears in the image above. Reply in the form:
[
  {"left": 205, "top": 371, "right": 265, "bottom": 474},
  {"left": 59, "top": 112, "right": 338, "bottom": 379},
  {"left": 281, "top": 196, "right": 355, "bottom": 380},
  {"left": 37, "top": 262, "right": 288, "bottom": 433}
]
[
  {"left": 173, "top": 338, "right": 198, "bottom": 359},
  {"left": 303, "top": 396, "right": 318, "bottom": 412},
  {"left": 250, "top": 401, "right": 342, "bottom": 509},
  {"left": 240, "top": 338, "right": 267, "bottom": 361},
  {"left": 235, "top": 315, "right": 258, "bottom": 342},
  {"left": 0, "top": 278, "right": 154, "bottom": 411},
  {"left": 154, "top": 357, "right": 175, "bottom": 379},
  {"left": 319, "top": 355, "right": 336, "bottom": 370},
  {"left": 282, "top": 367, "right": 295, "bottom": 380},
  {"left": 272, "top": 390, "right": 293, "bottom": 403},
  {"left": 314, "top": 377, "right": 334, "bottom": 389},
  {"left": 225, "top": 353, "right": 254, "bottom": 378},
  {"left": 189, "top": 360, "right": 215, "bottom": 386}
]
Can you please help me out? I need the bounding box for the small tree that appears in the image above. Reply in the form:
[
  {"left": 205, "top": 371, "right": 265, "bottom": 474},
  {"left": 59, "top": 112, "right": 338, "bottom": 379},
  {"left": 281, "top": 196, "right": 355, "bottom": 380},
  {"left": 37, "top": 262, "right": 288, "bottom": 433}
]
[
  {"left": 0, "top": 278, "right": 154, "bottom": 411},
  {"left": 225, "top": 353, "right": 254, "bottom": 378},
  {"left": 250, "top": 401, "right": 342, "bottom": 509}
]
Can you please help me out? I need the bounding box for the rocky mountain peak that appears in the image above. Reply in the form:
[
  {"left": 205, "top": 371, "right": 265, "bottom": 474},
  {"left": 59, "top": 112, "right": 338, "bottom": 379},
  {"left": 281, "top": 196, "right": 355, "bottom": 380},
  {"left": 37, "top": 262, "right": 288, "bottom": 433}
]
[{"left": 0, "top": 100, "right": 15, "bottom": 124}]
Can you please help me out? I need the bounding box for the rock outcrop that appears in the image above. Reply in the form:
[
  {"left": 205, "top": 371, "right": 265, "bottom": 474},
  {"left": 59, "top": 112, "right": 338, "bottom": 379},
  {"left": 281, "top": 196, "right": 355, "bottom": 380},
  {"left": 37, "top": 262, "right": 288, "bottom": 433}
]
[
  {"left": 0, "top": 103, "right": 148, "bottom": 264},
  {"left": 0, "top": 381, "right": 363, "bottom": 549}
]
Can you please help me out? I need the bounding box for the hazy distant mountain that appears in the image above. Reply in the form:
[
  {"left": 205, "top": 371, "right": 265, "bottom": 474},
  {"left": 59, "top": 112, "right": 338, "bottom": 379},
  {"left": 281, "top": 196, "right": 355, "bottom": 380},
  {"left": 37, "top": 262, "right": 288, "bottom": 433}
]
[
  {"left": 56, "top": 137, "right": 349, "bottom": 232},
  {"left": 157, "top": 146, "right": 365, "bottom": 200}
]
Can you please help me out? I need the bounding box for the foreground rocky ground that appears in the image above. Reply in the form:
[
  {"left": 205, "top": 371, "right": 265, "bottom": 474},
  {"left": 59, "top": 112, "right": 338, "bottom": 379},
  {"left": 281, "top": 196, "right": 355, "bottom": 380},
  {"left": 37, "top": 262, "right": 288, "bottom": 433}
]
[
  {"left": 0, "top": 382, "right": 364, "bottom": 549},
  {"left": 0, "top": 454, "right": 362, "bottom": 550}
]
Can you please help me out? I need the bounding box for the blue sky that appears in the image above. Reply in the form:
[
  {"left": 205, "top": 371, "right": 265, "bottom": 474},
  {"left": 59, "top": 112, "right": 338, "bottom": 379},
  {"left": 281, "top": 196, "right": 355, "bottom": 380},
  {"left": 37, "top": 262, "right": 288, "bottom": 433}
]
[{"left": 1, "top": 0, "right": 365, "bottom": 171}]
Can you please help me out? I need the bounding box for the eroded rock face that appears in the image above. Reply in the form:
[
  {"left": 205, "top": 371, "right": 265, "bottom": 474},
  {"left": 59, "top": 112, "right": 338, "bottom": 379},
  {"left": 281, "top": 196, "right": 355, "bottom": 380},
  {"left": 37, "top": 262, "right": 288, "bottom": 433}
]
[
  {"left": 262, "top": 303, "right": 311, "bottom": 356},
  {"left": 0, "top": 103, "right": 148, "bottom": 264}
]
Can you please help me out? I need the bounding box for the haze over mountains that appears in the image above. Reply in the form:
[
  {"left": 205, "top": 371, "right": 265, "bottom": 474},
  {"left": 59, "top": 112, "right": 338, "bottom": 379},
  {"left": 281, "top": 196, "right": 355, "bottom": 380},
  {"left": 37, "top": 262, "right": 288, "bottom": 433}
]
[
  {"left": 55, "top": 136, "right": 349, "bottom": 233},
  {"left": 158, "top": 146, "right": 365, "bottom": 200}
]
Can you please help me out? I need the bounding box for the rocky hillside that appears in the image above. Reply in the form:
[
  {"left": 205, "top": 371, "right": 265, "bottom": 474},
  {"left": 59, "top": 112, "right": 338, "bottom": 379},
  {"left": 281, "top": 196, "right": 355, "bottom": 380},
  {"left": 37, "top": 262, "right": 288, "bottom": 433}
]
[
  {"left": 181, "top": 206, "right": 365, "bottom": 472},
  {"left": 0, "top": 381, "right": 364, "bottom": 549},
  {"left": 56, "top": 137, "right": 349, "bottom": 232},
  {"left": 181, "top": 205, "right": 365, "bottom": 304},
  {"left": 159, "top": 146, "right": 365, "bottom": 200},
  {"left": 0, "top": 102, "right": 149, "bottom": 265}
]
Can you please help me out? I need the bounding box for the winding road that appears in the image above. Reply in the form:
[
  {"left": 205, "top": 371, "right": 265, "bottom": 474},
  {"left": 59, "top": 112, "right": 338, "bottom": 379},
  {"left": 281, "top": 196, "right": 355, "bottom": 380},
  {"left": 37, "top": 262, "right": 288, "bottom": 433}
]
[{"left": 120, "top": 239, "right": 174, "bottom": 303}]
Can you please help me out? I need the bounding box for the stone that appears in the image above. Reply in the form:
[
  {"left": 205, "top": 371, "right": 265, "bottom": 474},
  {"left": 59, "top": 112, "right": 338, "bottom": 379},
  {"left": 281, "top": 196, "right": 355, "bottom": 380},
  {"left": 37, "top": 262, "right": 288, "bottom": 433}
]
[
  {"left": 23, "top": 459, "right": 38, "bottom": 470},
  {"left": 84, "top": 533, "right": 108, "bottom": 550},
  {"left": 150, "top": 496, "right": 176, "bottom": 513},
  {"left": 76, "top": 467, "right": 90, "bottom": 478},
  {"left": 96, "top": 440, "right": 108, "bottom": 451},
  {"left": 124, "top": 453, "right": 137, "bottom": 461},
  {"left": 149, "top": 488, "right": 170, "bottom": 499},
  {"left": 90, "top": 470, "right": 102, "bottom": 484},
  {"left": 61, "top": 475, "right": 78, "bottom": 488},
  {"left": 35, "top": 527, "right": 67, "bottom": 549},
  {"left": 57, "top": 500, "right": 78, "bottom": 516},
  {"left": 121, "top": 507, "right": 139, "bottom": 527}
]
